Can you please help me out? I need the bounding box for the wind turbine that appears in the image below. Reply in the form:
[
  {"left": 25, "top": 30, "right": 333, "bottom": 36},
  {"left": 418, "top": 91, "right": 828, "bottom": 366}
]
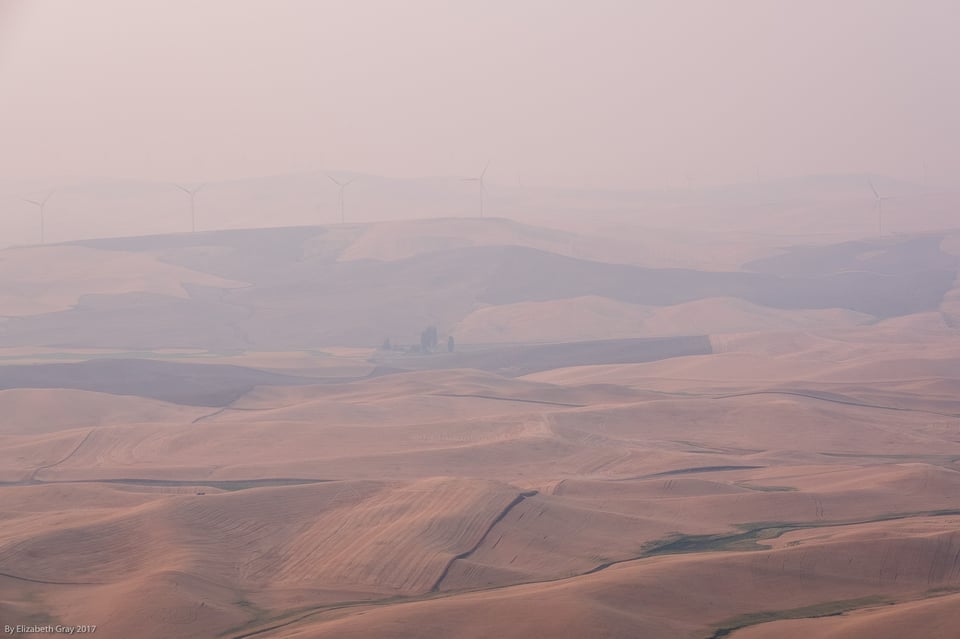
[
  {"left": 327, "top": 175, "right": 355, "bottom": 223},
  {"left": 462, "top": 161, "right": 490, "bottom": 217},
  {"left": 868, "top": 178, "right": 895, "bottom": 236},
  {"left": 23, "top": 190, "right": 56, "bottom": 245},
  {"left": 174, "top": 183, "right": 206, "bottom": 233}
]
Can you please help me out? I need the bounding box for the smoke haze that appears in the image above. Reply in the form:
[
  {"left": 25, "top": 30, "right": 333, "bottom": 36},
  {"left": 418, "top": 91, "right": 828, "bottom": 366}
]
[{"left": 0, "top": 0, "right": 958, "bottom": 189}]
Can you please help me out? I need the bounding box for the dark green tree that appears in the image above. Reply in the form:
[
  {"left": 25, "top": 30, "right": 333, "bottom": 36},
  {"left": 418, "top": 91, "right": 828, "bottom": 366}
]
[{"left": 420, "top": 325, "right": 438, "bottom": 353}]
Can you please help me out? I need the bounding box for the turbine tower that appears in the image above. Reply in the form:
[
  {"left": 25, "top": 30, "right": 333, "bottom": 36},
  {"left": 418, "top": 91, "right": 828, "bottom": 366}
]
[
  {"left": 462, "top": 161, "right": 490, "bottom": 217},
  {"left": 328, "top": 175, "right": 355, "bottom": 223},
  {"left": 868, "top": 178, "right": 895, "bottom": 236},
  {"left": 175, "top": 183, "right": 206, "bottom": 233},
  {"left": 23, "top": 190, "right": 56, "bottom": 245}
]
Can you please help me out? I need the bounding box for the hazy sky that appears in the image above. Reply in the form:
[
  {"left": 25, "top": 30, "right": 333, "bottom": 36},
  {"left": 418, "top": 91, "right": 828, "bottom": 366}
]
[{"left": 0, "top": 0, "right": 957, "bottom": 189}]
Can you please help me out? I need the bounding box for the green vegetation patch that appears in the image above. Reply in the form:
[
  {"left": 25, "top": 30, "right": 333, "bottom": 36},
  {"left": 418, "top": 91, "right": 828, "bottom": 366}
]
[
  {"left": 706, "top": 596, "right": 888, "bottom": 638},
  {"left": 642, "top": 509, "right": 960, "bottom": 558}
]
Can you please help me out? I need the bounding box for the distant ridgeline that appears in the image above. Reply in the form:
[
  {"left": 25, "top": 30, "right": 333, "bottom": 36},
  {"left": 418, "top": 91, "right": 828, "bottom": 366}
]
[{"left": 0, "top": 226, "right": 952, "bottom": 352}]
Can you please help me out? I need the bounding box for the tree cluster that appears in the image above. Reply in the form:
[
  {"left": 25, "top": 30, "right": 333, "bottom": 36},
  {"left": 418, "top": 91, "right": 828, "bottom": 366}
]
[{"left": 378, "top": 326, "right": 454, "bottom": 354}]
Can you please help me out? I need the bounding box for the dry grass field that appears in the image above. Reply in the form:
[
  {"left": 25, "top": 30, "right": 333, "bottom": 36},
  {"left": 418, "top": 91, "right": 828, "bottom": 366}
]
[{"left": 2, "top": 214, "right": 960, "bottom": 638}]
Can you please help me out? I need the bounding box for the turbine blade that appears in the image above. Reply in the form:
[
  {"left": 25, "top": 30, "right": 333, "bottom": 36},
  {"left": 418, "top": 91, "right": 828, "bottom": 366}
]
[
  {"left": 328, "top": 175, "right": 343, "bottom": 186},
  {"left": 481, "top": 161, "right": 490, "bottom": 179},
  {"left": 868, "top": 178, "right": 880, "bottom": 200}
]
